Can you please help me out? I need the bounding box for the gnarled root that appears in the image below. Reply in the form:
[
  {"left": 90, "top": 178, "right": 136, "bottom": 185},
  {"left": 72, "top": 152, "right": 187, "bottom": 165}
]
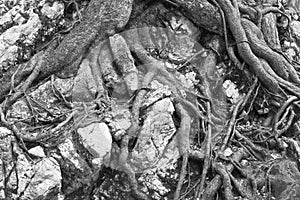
[
  {"left": 173, "top": 102, "right": 191, "bottom": 200},
  {"left": 119, "top": 135, "right": 150, "bottom": 200},
  {"left": 241, "top": 18, "right": 300, "bottom": 84},
  {"left": 216, "top": 0, "right": 280, "bottom": 94},
  {"left": 214, "top": 162, "right": 234, "bottom": 200},
  {"left": 201, "top": 148, "right": 247, "bottom": 200}
]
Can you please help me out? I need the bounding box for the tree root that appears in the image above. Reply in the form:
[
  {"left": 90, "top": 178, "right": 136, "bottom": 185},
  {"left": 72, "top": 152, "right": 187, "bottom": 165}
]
[
  {"left": 201, "top": 148, "right": 247, "bottom": 200},
  {"left": 220, "top": 98, "right": 244, "bottom": 152},
  {"left": 241, "top": 18, "right": 300, "bottom": 84},
  {"left": 107, "top": 27, "right": 214, "bottom": 199},
  {"left": 229, "top": 173, "right": 254, "bottom": 199},
  {"left": 119, "top": 134, "right": 150, "bottom": 200},
  {"left": 275, "top": 108, "right": 295, "bottom": 138},
  {"left": 124, "top": 29, "right": 211, "bottom": 124},
  {"left": 213, "top": 162, "right": 234, "bottom": 200},
  {"left": 173, "top": 102, "right": 191, "bottom": 200},
  {"left": 273, "top": 96, "right": 297, "bottom": 132},
  {"left": 0, "top": 0, "right": 134, "bottom": 108},
  {"left": 228, "top": 154, "right": 258, "bottom": 193},
  {"left": 195, "top": 102, "right": 212, "bottom": 198},
  {"left": 235, "top": 130, "right": 269, "bottom": 159},
  {"left": 216, "top": 0, "right": 280, "bottom": 94}
]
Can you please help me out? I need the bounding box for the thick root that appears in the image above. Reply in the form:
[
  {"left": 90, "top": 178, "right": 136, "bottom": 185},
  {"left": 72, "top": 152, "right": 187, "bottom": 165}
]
[
  {"left": 242, "top": 18, "right": 300, "bottom": 84},
  {"left": 216, "top": 0, "right": 279, "bottom": 94}
]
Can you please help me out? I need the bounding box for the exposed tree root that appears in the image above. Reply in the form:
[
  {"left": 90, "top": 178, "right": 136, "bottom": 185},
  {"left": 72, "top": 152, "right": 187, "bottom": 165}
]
[
  {"left": 242, "top": 18, "right": 300, "bottom": 84},
  {"left": 173, "top": 102, "right": 191, "bottom": 200},
  {"left": 201, "top": 148, "right": 247, "bottom": 200},
  {"left": 275, "top": 108, "right": 295, "bottom": 138},
  {"left": 216, "top": 0, "right": 280, "bottom": 94},
  {"left": 195, "top": 102, "right": 212, "bottom": 198},
  {"left": 2, "top": 0, "right": 300, "bottom": 199},
  {"left": 273, "top": 96, "right": 297, "bottom": 131},
  {"left": 119, "top": 134, "right": 150, "bottom": 200},
  {"left": 214, "top": 162, "right": 234, "bottom": 200},
  {"left": 235, "top": 130, "right": 269, "bottom": 159},
  {"left": 0, "top": 0, "right": 134, "bottom": 107}
]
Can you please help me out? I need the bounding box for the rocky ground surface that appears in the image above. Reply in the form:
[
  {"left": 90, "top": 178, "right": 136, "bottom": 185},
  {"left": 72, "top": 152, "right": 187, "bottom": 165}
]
[{"left": 1, "top": 0, "right": 300, "bottom": 199}]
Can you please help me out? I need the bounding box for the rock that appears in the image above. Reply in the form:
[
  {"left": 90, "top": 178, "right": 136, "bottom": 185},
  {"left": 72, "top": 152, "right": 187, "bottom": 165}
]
[
  {"left": 129, "top": 97, "right": 177, "bottom": 172},
  {"left": 0, "top": 11, "right": 41, "bottom": 65},
  {"left": 7, "top": 78, "right": 69, "bottom": 127},
  {"left": 223, "top": 79, "right": 241, "bottom": 103},
  {"left": 56, "top": 138, "right": 94, "bottom": 196},
  {"left": 105, "top": 104, "right": 132, "bottom": 140},
  {"left": 28, "top": 146, "right": 45, "bottom": 158},
  {"left": 285, "top": 48, "right": 296, "bottom": 60},
  {"left": 143, "top": 80, "right": 172, "bottom": 107},
  {"left": 176, "top": 71, "right": 198, "bottom": 89},
  {"left": 166, "top": 32, "right": 198, "bottom": 64},
  {"left": 268, "top": 159, "right": 300, "bottom": 200},
  {"left": 72, "top": 57, "right": 103, "bottom": 102},
  {"left": 139, "top": 172, "right": 170, "bottom": 199},
  {"left": 0, "top": 0, "right": 36, "bottom": 29},
  {"left": 20, "top": 157, "right": 62, "bottom": 200},
  {"left": 0, "top": 127, "right": 17, "bottom": 199},
  {"left": 17, "top": 153, "right": 35, "bottom": 198},
  {"left": 77, "top": 123, "right": 112, "bottom": 166},
  {"left": 150, "top": 98, "right": 175, "bottom": 114},
  {"left": 58, "top": 138, "right": 89, "bottom": 171},
  {"left": 0, "top": 160, "right": 4, "bottom": 199},
  {"left": 291, "top": 20, "right": 300, "bottom": 47},
  {"left": 41, "top": 1, "right": 64, "bottom": 19}
]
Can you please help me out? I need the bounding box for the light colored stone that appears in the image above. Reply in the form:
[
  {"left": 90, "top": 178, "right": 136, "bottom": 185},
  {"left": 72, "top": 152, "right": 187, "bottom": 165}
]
[
  {"left": 41, "top": 1, "right": 64, "bottom": 19},
  {"left": 143, "top": 81, "right": 172, "bottom": 108},
  {"left": 28, "top": 146, "right": 45, "bottom": 158},
  {"left": 0, "top": 11, "right": 41, "bottom": 65},
  {"left": 151, "top": 98, "right": 174, "bottom": 114},
  {"left": 285, "top": 48, "right": 296, "bottom": 59},
  {"left": 111, "top": 106, "right": 132, "bottom": 130},
  {"left": 20, "top": 157, "right": 62, "bottom": 200},
  {"left": 176, "top": 71, "right": 198, "bottom": 89},
  {"left": 291, "top": 20, "right": 300, "bottom": 44},
  {"left": 72, "top": 58, "right": 100, "bottom": 102},
  {"left": 129, "top": 111, "right": 176, "bottom": 172},
  {"left": 58, "top": 138, "right": 87, "bottom": 170},
  {"left": 77, "top": 123, "right": 112, "bottom": 162},
  {"left": 0, "top": 159, "right": 5, "bottom": 199},
  {"left": 17, "top": 154, "right": 34, "bottom": 196},
  {"left": 223, "top": 79, "right": 241, "bottom": 103}
]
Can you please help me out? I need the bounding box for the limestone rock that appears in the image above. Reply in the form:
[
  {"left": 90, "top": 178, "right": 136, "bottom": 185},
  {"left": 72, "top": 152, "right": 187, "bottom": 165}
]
[
  {"left": 129, "top": 97, "right": 177, "bottom": 172},
  {"left": 291, "top": 20, "right": 300, "bottom": 47},
  {"left": 58, "top": 138, "right": 88, "bottom": 171},
  {"left": 41, "top": 1, "right": 64, "bottom": 19},
  {"left": 268, "top": 159, "right": 300, "bottom": 200},
  {"left": 77, "top": 123, "right": 112, "bottom": 166},
  {"left": 20, "top": 157, "right": 62, "bottom": 200},
  {"left": 72, "top": 58, "right": 103, "bottom": 102},
  {"left": 28, "top": 146, "right": 45, "bottom": 158},
  {"left": 0, "top": 12, "right": 41, "bottom": 66}
]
